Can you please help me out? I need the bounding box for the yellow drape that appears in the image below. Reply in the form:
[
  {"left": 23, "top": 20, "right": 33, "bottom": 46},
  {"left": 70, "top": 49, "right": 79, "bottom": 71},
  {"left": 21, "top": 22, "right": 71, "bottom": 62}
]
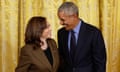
[{"left": 0, "top": 0, "right": 120, "bottom": 72}]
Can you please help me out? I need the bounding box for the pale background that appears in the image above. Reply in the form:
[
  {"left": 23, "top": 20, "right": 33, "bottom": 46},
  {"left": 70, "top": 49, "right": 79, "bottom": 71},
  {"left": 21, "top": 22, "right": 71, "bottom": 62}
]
[{"left": 0, "top": 0, "right": 120, "bottom": 72}]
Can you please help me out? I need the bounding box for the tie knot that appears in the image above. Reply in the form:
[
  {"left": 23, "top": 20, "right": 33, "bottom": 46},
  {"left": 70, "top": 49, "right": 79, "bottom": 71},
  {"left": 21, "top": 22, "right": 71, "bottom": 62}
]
[{"left": 71, "top": 30, "right": 75, "bottom": 34}]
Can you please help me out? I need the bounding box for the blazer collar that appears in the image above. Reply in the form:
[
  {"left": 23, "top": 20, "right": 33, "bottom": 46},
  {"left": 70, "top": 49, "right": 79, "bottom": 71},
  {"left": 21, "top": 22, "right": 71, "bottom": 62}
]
[
  {"left": 47, "top": 39, "right": 58, "bottom": 69},
  {"left": 31, "top": 40, "right": 57, "bottom": 71}
]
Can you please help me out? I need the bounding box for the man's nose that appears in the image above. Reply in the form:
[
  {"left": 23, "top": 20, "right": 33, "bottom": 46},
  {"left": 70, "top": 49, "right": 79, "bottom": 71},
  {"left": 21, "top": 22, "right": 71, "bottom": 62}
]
[{"left": 60, "top": 21, "right": 65, "bottom": 25}]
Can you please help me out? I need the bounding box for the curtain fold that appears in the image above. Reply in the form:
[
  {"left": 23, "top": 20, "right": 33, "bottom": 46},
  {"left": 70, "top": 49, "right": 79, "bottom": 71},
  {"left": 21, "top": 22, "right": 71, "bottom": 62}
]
[
  {"left": 0, "top": 0, "right": 120, "bottom": 72},
  {"left": 0, "top": 0, "right": 18, "bottom": 72}
]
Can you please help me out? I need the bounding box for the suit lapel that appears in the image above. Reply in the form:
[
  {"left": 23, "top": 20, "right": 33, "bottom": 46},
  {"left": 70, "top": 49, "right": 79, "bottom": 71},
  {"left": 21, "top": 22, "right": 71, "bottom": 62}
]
[
  {"left": 76, "top": 20, "right": 86, "bottom": 50},
  {"left": 63, "top": 30, "right": 73, "bottom": 65},
  {"left": 74, "top": 20, "right": 87, "bottom": 63}
]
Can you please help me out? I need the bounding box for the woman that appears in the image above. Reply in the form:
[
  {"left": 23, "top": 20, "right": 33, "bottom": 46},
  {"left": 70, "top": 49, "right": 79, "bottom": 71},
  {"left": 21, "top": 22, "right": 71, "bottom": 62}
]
[{"left": 15, "top": 16, "right": 60, "bottom": 72}]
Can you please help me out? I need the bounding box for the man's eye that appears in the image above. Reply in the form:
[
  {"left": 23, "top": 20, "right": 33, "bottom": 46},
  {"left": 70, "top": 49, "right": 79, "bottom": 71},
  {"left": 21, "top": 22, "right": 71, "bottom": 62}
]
[{"left": 61, "top": 19, "right": 65, "bottom": 22}]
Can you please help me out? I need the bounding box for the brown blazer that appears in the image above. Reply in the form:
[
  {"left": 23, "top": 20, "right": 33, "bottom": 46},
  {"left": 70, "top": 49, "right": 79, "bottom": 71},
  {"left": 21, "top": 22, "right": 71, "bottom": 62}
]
[{"left": 15, "top": 39, "right": 60, "bottom": 72}]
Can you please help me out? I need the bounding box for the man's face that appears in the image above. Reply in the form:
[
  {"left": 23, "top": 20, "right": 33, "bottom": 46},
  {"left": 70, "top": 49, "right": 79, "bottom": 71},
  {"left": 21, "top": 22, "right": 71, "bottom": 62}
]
[{"left": 58, "top": 11, "right": 76, "bottom": 30}]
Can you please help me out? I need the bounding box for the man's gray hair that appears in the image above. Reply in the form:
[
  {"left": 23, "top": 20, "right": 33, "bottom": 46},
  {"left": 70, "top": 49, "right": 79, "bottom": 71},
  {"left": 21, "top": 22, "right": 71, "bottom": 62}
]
[{"left": 58, "top": 2, "right": 79, "bottom": 16}]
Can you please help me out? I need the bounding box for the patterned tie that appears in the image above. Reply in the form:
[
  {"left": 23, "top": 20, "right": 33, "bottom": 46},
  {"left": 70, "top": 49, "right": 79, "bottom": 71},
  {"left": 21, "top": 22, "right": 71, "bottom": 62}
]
[{"left": 70, "top": 30, "right": 76, "bottom": 62}]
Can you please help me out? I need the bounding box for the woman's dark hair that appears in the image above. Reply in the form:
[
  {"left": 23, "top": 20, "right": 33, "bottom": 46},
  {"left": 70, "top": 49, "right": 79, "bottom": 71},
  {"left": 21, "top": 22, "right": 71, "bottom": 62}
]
[{"left": 25, "top": 16, "right": 47, "bottom": 47}]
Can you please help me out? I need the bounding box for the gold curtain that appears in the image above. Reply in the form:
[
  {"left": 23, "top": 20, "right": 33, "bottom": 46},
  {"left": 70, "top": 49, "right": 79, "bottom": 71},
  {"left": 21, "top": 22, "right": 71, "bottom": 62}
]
[{"left": 0, "top": 0, "right": 120, "bottom": 72}]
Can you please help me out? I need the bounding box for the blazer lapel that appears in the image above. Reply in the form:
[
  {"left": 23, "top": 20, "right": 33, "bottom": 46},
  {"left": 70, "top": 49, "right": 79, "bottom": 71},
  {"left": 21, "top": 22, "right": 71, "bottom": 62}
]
[
  {"left": 47, "top": 40, "right": 56, "bottom": 69},
  {"left": 31, "top": 46, "right": 52, "bottom": 71}
]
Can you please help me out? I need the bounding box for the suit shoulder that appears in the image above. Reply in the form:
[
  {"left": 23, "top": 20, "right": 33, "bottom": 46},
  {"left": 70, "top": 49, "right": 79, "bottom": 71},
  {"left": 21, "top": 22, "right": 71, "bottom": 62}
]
[
  {"left": 84, "top": 23, "right": 101, "bottom": 32},
  {"left": 58, "top": 27, "right": 66, "bottom": 33}
]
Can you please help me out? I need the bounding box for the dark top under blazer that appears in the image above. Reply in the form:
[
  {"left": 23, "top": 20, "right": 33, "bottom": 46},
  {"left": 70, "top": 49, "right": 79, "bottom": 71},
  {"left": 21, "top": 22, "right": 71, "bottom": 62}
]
[
  {"left": 15, "top": 39, "right": 60, "bottom": 72},
  {"left": 58, "top": 20, "right": 106, "bottom": 72},
  {"left": 44, "top": 47, "right": 53, "bottom": 66}
]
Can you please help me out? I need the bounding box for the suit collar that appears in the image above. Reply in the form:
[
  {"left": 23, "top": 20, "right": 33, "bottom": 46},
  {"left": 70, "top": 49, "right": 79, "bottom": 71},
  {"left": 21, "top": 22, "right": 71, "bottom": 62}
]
[
  {"left": 74, "top": 20, "right": 87, "bottom": 64},
  {"left": 59, "top": 20, "right": 87, "bottom": 65},
  {"left": 63, "top": 20, "right": 87, "bottom": 65}
]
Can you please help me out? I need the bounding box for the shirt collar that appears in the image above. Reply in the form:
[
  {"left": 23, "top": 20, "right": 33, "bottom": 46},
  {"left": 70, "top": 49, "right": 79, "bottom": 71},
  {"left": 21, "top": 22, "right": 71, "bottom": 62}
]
[{"left": 73, "top": 21, "right": 81, "bottom": 34}]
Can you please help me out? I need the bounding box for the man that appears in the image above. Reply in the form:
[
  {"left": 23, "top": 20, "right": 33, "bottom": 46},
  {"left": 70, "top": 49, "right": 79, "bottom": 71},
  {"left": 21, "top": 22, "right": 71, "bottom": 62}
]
[{"left": 57, "top": 2, "right": 106, "bottom": 72}]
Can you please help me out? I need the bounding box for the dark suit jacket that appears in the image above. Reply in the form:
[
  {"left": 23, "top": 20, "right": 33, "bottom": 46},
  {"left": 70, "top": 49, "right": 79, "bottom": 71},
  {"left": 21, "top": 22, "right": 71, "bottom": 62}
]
[
  {"left": 58, "top": 20, "right": 106, "bottom": 72},
  {"left": 15, "top": 39, "right": 60, "bottom": 72}
]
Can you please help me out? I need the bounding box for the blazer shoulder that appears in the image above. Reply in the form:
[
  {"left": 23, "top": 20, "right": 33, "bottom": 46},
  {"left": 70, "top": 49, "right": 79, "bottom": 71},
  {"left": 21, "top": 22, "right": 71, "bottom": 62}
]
[
  {"left": 20, "top": 44, "right": 34, "bottom": 54},
  {"left": 47, "top": 38, "right": 56, "bottom": 43},
  {"left": 47, "top": 38, "right": 58, "bottom": 49}
]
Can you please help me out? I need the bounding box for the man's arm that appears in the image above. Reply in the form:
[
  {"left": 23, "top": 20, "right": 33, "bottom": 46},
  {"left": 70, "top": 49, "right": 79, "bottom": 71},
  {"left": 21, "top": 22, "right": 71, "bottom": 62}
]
[{"left": 92, "top": 29, "right": 107, "bottom": 72}]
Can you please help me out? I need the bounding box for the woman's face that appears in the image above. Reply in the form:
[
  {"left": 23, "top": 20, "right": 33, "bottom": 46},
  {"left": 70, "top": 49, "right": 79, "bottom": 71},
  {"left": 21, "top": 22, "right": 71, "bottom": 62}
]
[{"left": 41, "top": 22, "right": 51, "bottom": 39}]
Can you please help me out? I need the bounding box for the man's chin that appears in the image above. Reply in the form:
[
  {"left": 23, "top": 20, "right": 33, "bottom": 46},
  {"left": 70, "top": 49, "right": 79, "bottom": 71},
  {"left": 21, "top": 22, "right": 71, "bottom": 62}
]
[{"left": 64, "top": 27, "right": 71, "bottom": 31}]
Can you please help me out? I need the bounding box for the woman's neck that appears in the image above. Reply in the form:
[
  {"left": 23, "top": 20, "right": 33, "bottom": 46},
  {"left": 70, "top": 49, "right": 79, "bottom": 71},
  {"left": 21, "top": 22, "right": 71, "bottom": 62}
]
[
  {"left": 40, "top": 37, "right": 46, "bottom": 42},
  {"left": 40, "top": 37, "right": 48, "bottom": 50}
]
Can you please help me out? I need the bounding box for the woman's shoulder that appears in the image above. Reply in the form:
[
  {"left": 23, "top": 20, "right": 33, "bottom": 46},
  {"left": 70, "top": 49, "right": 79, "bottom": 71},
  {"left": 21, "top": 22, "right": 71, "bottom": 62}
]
[
  {"left": 47, "top": 38, "right": 57, "bottom": 48},
  {"left": 21, "top": 44, "right": 35, "bottom": 52},
  {"left": 47, "top": 38, "right": 56, "bottom": 43},
  {"left": 22, "top": 44, "right": 34, "bottom": 48}
]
